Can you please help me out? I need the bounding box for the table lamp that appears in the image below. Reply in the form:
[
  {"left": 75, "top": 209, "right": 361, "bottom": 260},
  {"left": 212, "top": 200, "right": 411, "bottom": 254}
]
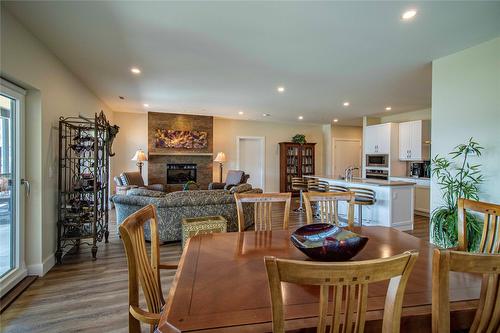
[
  {"left": 131, "top": 149, "right": 148, "bottom": 175},
  {"left": 214, "top": 152, "right": 226, "bottom": 182}
]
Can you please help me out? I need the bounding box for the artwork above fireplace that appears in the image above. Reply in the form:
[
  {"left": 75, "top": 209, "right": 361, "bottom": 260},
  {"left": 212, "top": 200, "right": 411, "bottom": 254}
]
[{"left": 154, "top": 129, "right": 208, "bottom": 149}]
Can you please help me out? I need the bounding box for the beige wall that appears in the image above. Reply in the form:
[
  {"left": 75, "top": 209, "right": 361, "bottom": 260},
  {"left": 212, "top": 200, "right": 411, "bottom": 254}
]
[
  {"left": 111, "top": 112, "right": 148, "bottom": 185},
  {"left": 380, "top": 108, "right": 431, "bottom": 123},
  {"left": 331, "top": 125, "right": 363, "bottom": 140},
  {"left": 1, "top": 9, "right": 111, "bottom": 275},
  {"left": 213, "top": 118, "right": 324, "bottom": 192},
  {"left": 431, "top": 37, "right": 500, "bottom": 210}
]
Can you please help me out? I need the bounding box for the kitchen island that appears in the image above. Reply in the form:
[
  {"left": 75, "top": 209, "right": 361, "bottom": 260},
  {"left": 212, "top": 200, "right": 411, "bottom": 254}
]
[{"left": 305, "top": 175, "right": 415, "bottom": 231}]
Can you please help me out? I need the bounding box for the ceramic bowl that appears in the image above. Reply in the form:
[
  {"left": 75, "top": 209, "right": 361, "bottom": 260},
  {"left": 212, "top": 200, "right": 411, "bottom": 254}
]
[{"left": 290, "top": 223, "right": 368, "bottom": 261}]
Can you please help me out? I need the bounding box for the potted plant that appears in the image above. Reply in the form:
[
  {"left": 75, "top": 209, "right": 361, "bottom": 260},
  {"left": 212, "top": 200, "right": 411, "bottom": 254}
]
[
  {"left": 292, "top": 134, "right": 306, "bottom": 144},
  {"left": 431, "top": 138, "right": 484, "bottom": 250}
]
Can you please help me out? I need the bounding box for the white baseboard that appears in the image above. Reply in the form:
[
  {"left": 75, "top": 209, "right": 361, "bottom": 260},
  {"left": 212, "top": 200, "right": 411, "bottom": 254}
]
[
  {"left": 27, "top": 253, "right": 55, "bottom": 277},
  {"left": 391, "top": 219, "right": 414, "bottom": 231},
  {"left": 0, "top": 267, "right": 28, "bottom": 297}
]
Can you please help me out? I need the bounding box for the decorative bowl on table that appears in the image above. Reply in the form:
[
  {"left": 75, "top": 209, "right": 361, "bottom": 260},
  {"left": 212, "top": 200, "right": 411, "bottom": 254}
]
[{"left": 290, "top": 223, "right": 368, "bottom": 261}]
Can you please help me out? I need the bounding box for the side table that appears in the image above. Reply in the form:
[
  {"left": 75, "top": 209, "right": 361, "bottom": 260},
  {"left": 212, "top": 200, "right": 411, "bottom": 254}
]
[{"left": 181, "top": 215, "right": 227, "bottom": 248}]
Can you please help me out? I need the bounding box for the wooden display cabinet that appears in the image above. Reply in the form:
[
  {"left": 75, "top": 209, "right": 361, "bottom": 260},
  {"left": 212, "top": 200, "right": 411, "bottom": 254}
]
[{"left": 279, "top": 142, "right": 316, "bottom": 194}]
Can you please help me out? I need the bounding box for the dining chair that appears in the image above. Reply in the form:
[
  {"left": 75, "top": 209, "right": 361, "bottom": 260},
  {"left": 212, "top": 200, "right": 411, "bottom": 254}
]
[
  {"left": 303, "top": 191, "right": 355, "bottom": 226},
  {"left": 458, "top": 198, "right": 500, "bottom": 253},
  {"left": 234, "top": 192, "right": 292, "bottom": 232},
  {"left": 265, "top": 250, "right": 419, "bottom": 333},
  {"left": 432, "top": 249, "right": 500, "bottom": 333},
  {"left": 119, "top": 204, "right": 178, "bottom": 333}
]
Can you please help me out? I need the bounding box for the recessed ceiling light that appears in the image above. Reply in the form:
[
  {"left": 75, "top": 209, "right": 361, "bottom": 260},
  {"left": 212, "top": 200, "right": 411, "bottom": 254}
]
[
  {"left": 343, "top": 102, "right": 350, "bottom": 107},
  {"left": 238, "top": 111, "right": 244, "bottom": 115},
  {"left": 298, "top": 116, "right": 304, "bottom": 120},
  {"left": 130, "top": 67, "right": 141, "bottom": 74},
  {"left": 402, "top": 9, "right": 417, "bottom": 20},
  {"left": 262, "top": 113, "right": 271, "bottom": 117},
  {"left": 143, "top": 103, "right": 149, "bottom": 108},
  {"left": 333, "top": 118, "right": 339, "bottom": 123},
  {"left": 277, "top": 86, "right": 285, "bottom": 93},
  {"left": 385, "top": 106, "right": 392, "bottom": 111}
]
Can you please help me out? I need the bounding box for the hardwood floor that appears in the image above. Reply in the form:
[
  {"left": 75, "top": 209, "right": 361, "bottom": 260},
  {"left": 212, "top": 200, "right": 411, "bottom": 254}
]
[{"left": 0, "top": 201, "right": 429, "bottom": 333}]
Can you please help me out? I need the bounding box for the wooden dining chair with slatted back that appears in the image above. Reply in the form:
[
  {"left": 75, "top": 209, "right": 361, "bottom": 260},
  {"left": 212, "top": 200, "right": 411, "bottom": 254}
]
[
  {"left": 119, "top": 204, "right": 178, "bottom": 333},
  {"left": 234, "top": 192, "right": 292, "bottom": 231},
  {"left": 265, "top": 250, "right": 419, "bottom": 333},
  {"left": 432, "top": 249, "right": 500, "bottom": 333},
  {"left": 457, "top": 198, "right": 500, "bottom": 253},
  {"left": 303, "top": 191, "right": 355, "bottom": 226}
]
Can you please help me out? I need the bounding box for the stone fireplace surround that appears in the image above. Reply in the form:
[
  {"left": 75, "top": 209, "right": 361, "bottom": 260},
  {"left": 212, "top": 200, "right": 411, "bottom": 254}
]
[{"left": 147, "top": 112, "right": 213, "bottom": 192}]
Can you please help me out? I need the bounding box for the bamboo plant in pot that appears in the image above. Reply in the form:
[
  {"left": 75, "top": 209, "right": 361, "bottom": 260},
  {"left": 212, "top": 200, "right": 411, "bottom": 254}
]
[{"left": 431, "top": 138, "right": 484, "bottom": 250}]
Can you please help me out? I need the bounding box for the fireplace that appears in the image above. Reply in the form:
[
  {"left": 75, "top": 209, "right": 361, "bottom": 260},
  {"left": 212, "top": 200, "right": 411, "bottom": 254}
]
[{"left": 166, "top": 164, "right": 197, "bottom": 184}]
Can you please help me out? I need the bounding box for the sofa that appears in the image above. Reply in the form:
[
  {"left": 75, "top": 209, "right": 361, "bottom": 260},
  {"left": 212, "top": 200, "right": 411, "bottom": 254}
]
[{"left": 112, "top": 185, "right": 262, "bottom": 242}]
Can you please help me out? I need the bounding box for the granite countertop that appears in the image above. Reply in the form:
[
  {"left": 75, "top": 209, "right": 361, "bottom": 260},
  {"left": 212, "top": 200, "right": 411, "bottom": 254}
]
[{"left": 306, "top": 175, "right": 416, "bottom": 187}]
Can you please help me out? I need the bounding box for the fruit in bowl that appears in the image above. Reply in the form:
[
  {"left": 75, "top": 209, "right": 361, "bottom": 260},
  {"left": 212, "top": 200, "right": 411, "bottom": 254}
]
[{"left": 291, "top": 223, "right": 368, "bottom": 261}]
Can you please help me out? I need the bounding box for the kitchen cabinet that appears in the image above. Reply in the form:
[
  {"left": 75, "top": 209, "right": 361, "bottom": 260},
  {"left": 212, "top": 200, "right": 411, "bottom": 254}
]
[
  {"left": 399, "top": 120, "right": 430, "bottom": 161},
  {"left": 364, "top": 123, "right": 392, "bottom": 154},
  {"left": 415, "top": 186, "right": 430, "bottom": 216},
  {"left": 390, "top": 176, "right": 430, "bottom": 216}
]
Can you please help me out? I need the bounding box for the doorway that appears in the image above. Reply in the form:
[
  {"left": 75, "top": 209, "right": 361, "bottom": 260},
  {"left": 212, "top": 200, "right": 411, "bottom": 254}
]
[
  {"left": 236, "top": 137, "right": 265, "bottom": 190},
  {"left": 0, "top": 79, "right": 26, "bottom": 297},
  {"left": 333, "top": 139, "right": 361, "bottom": 179}
]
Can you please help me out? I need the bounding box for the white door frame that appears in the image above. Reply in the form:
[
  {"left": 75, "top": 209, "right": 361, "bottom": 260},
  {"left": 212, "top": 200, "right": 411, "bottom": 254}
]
[
  {"left": 0, "top": 78, "right": 27, "bottom": 297},
  {"left": 332, "top": 138, "right": 362, "bottom": 177},
  {"left": 236, "top": 136, "right": 265, "bottom": 191}
]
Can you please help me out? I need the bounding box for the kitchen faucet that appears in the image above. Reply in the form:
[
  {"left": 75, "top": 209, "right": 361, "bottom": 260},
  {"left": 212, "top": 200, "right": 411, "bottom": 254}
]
[{"left": 344, "top": 166, "right": 359, "bottom": 182}]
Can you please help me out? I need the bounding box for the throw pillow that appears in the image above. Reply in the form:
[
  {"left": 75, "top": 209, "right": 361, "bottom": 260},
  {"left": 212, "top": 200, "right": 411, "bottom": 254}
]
[{"left": 229, "top": 183, "right": 253, "bottom": 194}]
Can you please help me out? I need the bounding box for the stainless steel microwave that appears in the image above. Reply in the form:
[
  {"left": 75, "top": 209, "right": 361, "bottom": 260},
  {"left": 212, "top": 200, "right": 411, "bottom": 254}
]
[{"left": 366, "top": 154, "right": 389, "bottom": 168}]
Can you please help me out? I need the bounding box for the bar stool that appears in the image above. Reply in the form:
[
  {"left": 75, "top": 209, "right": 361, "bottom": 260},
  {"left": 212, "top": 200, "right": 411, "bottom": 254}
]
[
  {"left": 307, "top": 179, "right": 330, "bottom": 218},
  {"left": 291, "top": 177, "right": 309, "bottom": 212},
  {"left": 307, "top": 178, "right": 329, "bottom": 192},
  {"left": 349, "top": 187, "right": 376, "bottom": 226}
]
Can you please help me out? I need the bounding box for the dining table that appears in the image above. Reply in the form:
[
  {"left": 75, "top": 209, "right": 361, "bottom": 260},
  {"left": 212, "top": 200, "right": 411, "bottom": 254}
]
[{"left": 157, "top": 226, "right": 481, "bottom": 333}]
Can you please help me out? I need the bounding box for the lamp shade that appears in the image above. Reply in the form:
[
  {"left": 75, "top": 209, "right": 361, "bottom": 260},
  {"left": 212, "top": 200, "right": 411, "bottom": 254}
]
[
  {"left": 131, "top": 149, "right": 148, "bottom": 162},
  {"left": 214, "top": 152, "right": 226, "bottom": 163}
]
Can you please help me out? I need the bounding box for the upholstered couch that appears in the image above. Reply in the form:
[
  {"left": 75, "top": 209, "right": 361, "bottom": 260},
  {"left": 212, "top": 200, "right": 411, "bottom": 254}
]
[{"left": 112, "top": 185, "right": 262, "bottom": 242}]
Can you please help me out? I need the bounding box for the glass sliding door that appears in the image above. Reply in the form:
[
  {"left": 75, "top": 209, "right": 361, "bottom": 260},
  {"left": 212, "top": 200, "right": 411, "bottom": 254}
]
[
  {"left": 0, "top": 93, "right": 14, "bottom": 276},
  {"left": 0, "top": 79, "right": 26, "bottom": 296}
]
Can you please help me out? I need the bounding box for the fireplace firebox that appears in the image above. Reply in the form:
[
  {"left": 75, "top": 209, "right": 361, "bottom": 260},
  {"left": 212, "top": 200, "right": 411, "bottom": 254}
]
[{"left": 166, "top": 164, "right": 197, "bottom": 184}]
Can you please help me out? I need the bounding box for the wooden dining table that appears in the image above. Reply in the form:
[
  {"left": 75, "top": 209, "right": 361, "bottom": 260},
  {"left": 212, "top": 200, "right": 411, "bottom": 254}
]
[{"left": 157, "top": 227, "right": 481, "bottom": 333}]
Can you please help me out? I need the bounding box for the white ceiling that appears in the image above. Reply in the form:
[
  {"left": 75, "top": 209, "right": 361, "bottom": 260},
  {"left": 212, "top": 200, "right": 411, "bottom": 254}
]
[{"left": 4, "top": 1, "right": 500, "bottom": 125}]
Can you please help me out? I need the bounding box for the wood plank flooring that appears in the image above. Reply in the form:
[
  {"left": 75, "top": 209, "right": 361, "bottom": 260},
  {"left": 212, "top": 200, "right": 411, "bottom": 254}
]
[{"left": 0, "top": 201, "right": 429, "bottom": 333}]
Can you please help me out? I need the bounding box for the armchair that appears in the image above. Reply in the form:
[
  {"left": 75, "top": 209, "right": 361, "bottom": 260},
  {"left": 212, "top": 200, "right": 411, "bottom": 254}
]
[
  {"left": 208, "top": 170, "right": 249, "bottom": 190},
  {"left": 119, "top": 171, "right": 165, "bottom": 192}
]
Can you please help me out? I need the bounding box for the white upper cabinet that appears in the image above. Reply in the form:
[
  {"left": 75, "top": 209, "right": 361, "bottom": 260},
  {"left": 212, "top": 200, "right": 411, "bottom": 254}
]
[
  {"left": 399, "top": 120, "right": 430, "bottom": 161},
  {"left": 364, "top": 125, "right": 378, "bottom": 154},
  {"left": 365, "top": 123, "right": 392, "bottom": 154}
]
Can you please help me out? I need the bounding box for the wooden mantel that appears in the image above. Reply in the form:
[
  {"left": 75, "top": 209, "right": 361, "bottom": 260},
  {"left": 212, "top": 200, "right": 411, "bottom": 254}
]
[{"left": 149, "top": 152, "right": 213, "bottom": 157}]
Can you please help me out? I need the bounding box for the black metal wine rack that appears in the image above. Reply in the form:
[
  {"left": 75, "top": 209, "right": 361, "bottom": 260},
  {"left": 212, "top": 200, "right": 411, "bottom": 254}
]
[{"left": 56, "top": 111, "right": 111, "bottom": 263}]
